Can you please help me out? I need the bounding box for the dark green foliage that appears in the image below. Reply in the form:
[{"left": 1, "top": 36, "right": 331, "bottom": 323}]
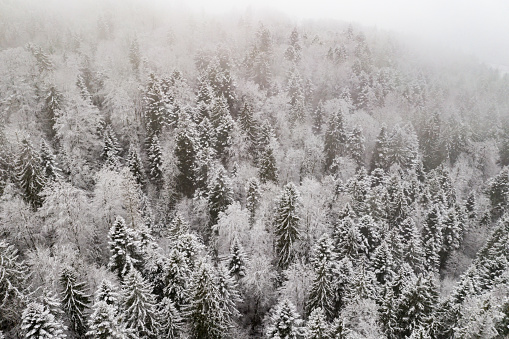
[
  {"left": 208, "top": 166, "right": 234, "bottom": 225},
  {"left": 40, "top": 139, "right": 60, "bottom": 181},
  {"left": 246, "top": 177, "right": 261, "bottom": 226},
  {"left": 175, "top": 123, "right": 198, "bottom": 197},
  {"left": 259, "top": 143, "right": 278, "bottom": 184},
  {"left": 147, "top": 134, "right": 163, "bottom": 186},
  {"left": 324, "top": 109, "right": 347, "bottom": 172},
  {"left": 108, "top": 216, "right": 143, "bottom": 280},
  {"left": 274, "top": 182, "right": 302, "bottom": 270},
  {"left": 370, "top": 125, "right": 391, "bottom": 172},
  {"left": 16, "top": 138, "right": 45, "bottom": 209},
  {"left": 228, "top": 238, "right": 248, "bottom": 279},
  {"left": 127, "top": 145, "right": 145, "bottom": 187},
  {"left": 59, "top": 267, "right": 91, "bottom": 336}
]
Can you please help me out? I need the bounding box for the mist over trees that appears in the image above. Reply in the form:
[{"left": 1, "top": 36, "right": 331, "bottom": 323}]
[{"left": 1, "top": 0, "right": 509, "bottom": 338}]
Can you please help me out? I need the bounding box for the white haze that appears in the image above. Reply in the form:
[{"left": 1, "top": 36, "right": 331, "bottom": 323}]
[{"left": 178, "top": 0, "right": 509, "bottom": 69}]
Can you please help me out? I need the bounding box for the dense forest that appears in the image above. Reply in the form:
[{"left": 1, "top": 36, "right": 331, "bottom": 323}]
[{"left": 1, "top": 1, "right": 509, "bottom": 338}]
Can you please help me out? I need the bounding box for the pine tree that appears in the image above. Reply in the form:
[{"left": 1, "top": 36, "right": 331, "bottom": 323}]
[
  {"left": 108, "top": 216, "right": 142, "bottom": 280},
  {"left": 400, "top": 218, "right": 426, "bottom": 274},
  {"left": 210, "top": 96, "right": 235, "bottom": 160},
  {"left": 347, "top": 126, "right": 365, "bottom": 168},
  {"left": 40, "top": 139, "right": 60, "bottom": 181},
  {"left": 216, "top": 264, "right": 242, "bottom": 321},
  {"left": 259, "top": 143, "right": 278, "bottom": 184},
  {"left": 163, "top": 248, "right": 192, "bottom": 309},
  {"left": 238, "top": 103, "right": 259, "bottom": 150},
  {"left": 466, "top": 191, "right": 476, "bottom": 220},
  {"left": 175, "top": 123, "right": 198, "bottom": 197},
  {"left": 329, "top": 316, "right": 351, "bottom": 339},
  {"left": 246, "top": 177, "right": 261, "bottom": 226},
  {"left": 312, "top": 102, "right": 325, "bottom": 135},
  {"left": 42, "top": 85, "right": 62, "bottom": 139},
  {"left": 87, "top": 300, "right": 125, "bottom": 339},
  {"left": 16, "top": 138, "right": 45, "bottom": 209},
  {"left": 129, "top": 35, "right": 141, "bottom": 73},
  {"left": 421, "top": 112, "right": 446, "bottom": 171},
  {"left": 158, "top": 297, "right": 183, "bottom": 339},
  {"left": 143, "top": 73, "right": 167, "bottom": 136},
  {"left": 422, "top": 204, "right": 443, "bottom": 272},
  {"left": 370, "top": 125, "right": 391, "bottom": 172},
  {"left": 102, "top": 125, "right": 121, "bottom": 169},
  {"left": 95, "top": 279, "right": 120, "bottom": 306},
  {"left": 305, "top": 307, "right": 331, "bottom": 339},
  {"left": 59, "top": 267, "right": 90, "bottom": 336},
  {"left": 228, "top": 238, "right": 248, "bottom": 280},
  {"left": 274, "top": 182, "right": 302, "bottom": 270},
  {"left": 389, "top": 124, "right": 419, "bottom": 170},
  {"left": 127, "top": 145, "right": 145, "bottom": 187},
  {"left": 324, "top": 109, "right": 347, "bottom": 172},
  {"left": 21, "top": 302, "right": 66, "bottom": 339},
  {"left": 208, "top": 166, "right": 234, "bottom": 225},
  {"left": 333, "top": 217, "right": 364, "bottom": 260},
  {"left": 121, "top": 269, "right": 159, "bottom": 338},
  {"left": 440, "top": 207, "right": 462, "bottom": 269},
  {"left": 147, "top": 134, "right": 163, "bottom": 187},
  {"left": 371, "top": 240, "right": 395, "bottom": 285},
  {"left": 266, "top": 298, "right": 303, "bottom": 339},
  {"left": 487, "top": 166, "right": 509, "bottom": 218}
]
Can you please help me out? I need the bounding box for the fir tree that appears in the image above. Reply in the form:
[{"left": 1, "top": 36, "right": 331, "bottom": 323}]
[
  {"left": 487, "top": 166, "right": 509, "bottom": 218},
  {"left": 147, "top": 134, "right": 163, "bottom": 187},
  {"left": 347, "top": 126, "right": 365, "bottom": 168},
  {"left": 16, "top": 138, "right": 45, "bottom": 209},
  {"left": 21, "top": 302, "right": 66, "bottom": 339},
  {"left": 210, "top": 96, "right": 235, "bottom": 160},
  {"left": 329, "top": 316, "right": 351, "bottom": 339},
  {"left": 420, "top": 112, "right": 446, "bottom": 171},
  {"left": 333, "top": 217, "right": 364, "bottom": 260},
  {"left": 121, "top": 269, "right": 159, "bottom": 338},
  {"left": 370, "top": 125, "right": 391, "bottom": 172},
  {"left": 228, "top": 238, "right": 248, "bottom": 280},
  {"left": 87, "top": 301, "right": 125, "bottom": 339},
  {"left": 422, "top": 204, "right": 443, "bottom": 272},
  {"left": 238, "top": 102, "right": 259, "bottom": 150},
  {"left": 163, "top": 248, "right": 192, "bottom": 309},
  {"left": 324, "top": 109, "right": 347, "bottom": 172},
  {"left": 42, "top": 85, "right": 62, "bottom": 139},
  {"left": 127, "top": 145, "right": 145, "bottom": 187},
  {"left": 259, "top": 143, "right": 278, "bottom": 184},
  {"left": 129, "top": 35, "right": 141, "bottom": 73},
  {"left": 144, "top": 73, "right": 167, "bottom": 135},
  {"left": 175, "top": 123, "right": 198, "bottom": 197},
  {"left": 208, "top": 166, "right": 234, "bottom": 225},
  {"left": 95, "top": 279, "right": 120, "bottom": 307},
  {"left": 466, "top": 191, "right": 476, "bottom": 220},
  {"left": 108, "top": 216, "right": 142, "bottom": 280},
  {"left": 246, "top": 177, "right": 261, "bottom": 226},
  {"left": 101, "top": 125, "right": 121, "bottom": 169},
  {"left": 40, "top": 139, "right": 60, "bottom": 181},
  {"left": 274, "top": 182, "right": 302, "bottom": 270},
  {"left": 59, "top": 267, "right": 91, "bottom": 336},
  {"left": 312, "top": 102, "right": 325, "bottom": 135},
  {"left": 266, "top": 298, "right": 303, "bottom": 339},
  {"left": 305, "top": 307, "right": 331, "bottom": 339},
  {"left": 158, "top": 297, "right": 183, "bottom": 339},
  {"left": 440, "top": 207, "right": 462, "bottom": 269},
  {"left": 371, "top": 240, "right": 395, "bottom": 285},
  {"left": 166, "top": 214, "right": 190, "bottom": 244}
]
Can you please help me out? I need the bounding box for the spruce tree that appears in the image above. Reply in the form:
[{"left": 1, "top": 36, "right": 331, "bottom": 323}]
[
  {"left": 147, "top": 134, "right": 163, "bottom": 187},
  {"left": 274, "top": 182, "right": 302, "bottom": 270},
  {"left": 163, "top": 248, "right": 192, "bottom": 309},
  {"left": 59, "top": 267, "right": 91, "bottom": 336},
  {"left": 329, "top": 316, "right": 351, "bottom": 339},
  {"left": 40, "top": 139, "right": 60, "bottom": 181},
  {"left": 42, "top": 85, "right": 62, "bottom": 139},
  {"left": 440, "top": 207, "right": 462, "bottom": 269},
  {"left": 129, "top": 35, "right": 141, "bottom": 73},
  {"left": 166, "top": 213, "right": 190, "bottom": 244},
  {"left": 324, "top": 109, "right": 347, "bottom": 172},
  {"left": 175, "top": 123, "right": 198, "bottom": 197},
  {"left": 95, "top": 279, "right": 120, "bottom": 306},
  {"left": 16, "top": 138, "right": 45, "bottom": 209},
  {"left": 246, "top": 177, "right": 261, "bottom": 226},
  {"left": 21, "top": 302, "right": 66, "bottom": 339},
  {"left": 143, "top": 73, "right": 167, "bottom": 135},
  {"left": 266, "top": 298, "right": 303, "bottom": 339},
  {"left": 333, "top": 217, "right": 364, "bottom": 261},
  {"left": 108, "top": 216, "right": 142, "bottom": 280},
  {"left": 347, "top": 126, "right": 365, "bottom": 168},
  {"left": 238, "top": 102, "right": 259, "bottom": 149},
  {"left": 487, "top": 166, "right": 509, "bottom": 218},
  {"left": 101, "top": 125, "right": 121, "bottom": 169},
  {"left": 371, "top": 240, "right": 395, "bottom": 285},
  {"left": 127, "top": 145, "right": 145, "bottom": 187},
  {"left": 228, "top": 238, "right": 248, "bottom": 280},
  {"left": 121, "top": 269, "right": 159, "bottom": 338},
  {"left": 305, "top": 307, "right": 331, "bottom": 339},
  {"left": 370, "top": 125, "right": 391, "bottom": 172},
  {"left": 312, "top": 102, "right": 325, "bottom": 135},
  {"left": 422, "top": 204, "right": 443, "bottom": 272},
  {"left": 87, "top": 301, "right": 124, "bottom": 339},
  {"left": 259, "top": 144, "right": 278, "bottom": 184},
  {"left": 158, "top": 297, "right": 183, "bottom": 339},
  {"left": 208, "top": 166, "right": 234, "bottom": 225}
]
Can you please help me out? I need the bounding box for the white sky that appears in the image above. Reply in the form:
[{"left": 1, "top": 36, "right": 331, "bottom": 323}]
[{"left": 175, "top": 0, "right": 509, "bottom": 67}]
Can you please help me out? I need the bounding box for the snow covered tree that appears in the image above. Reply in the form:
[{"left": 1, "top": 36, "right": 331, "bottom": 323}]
[
  {"left": 87, "top": 301, "right": 125, "bottom": 339},
  {"left": 163, "top": 248, "right": 192, "bottom": 309},
  {"left": 127, "top": 145, "right": 145, "bottom": 187},
  {"left": 129, "top": 35, "right": 141, "bottom": 73},
  {"left": 312, "top": 102, "right": 325, "bottom": 135},
  {"left": 121, "top": 269, "right": 159, "bottom": 338},
  {"left": 238, "top": 102, "right": 259, "bottom": 151},
  {"left": 370, "top": 125, "right": 391, "bottom": 172},
  {"left": 347, "top": 126, "right": 365, "bottom": 168},
  {"left": 487, "top": 166, "right": 509, "bottom": 218},
  {"left": 389, "top": 124, "right": 418, "bottom": 170},
  {"left": 420, "top": 112, "right": 447, "bottom": 171},
  {"left": 333, "top": 217, "right": 364, "bottom": 260},
  {"left": 274, "top": 183, "right": 302, "bottom": 270},
  {"left": 329, "top": 316, "right": 351, "bottom": 339},
  {"left": 40, "top": 139, "right": 60, "bottom": 181},
  {"left": 59, "top": 267, "right": 91, "bottom": 336},
  {"left": 175, "top": 123, "right": 198, "bottom": 197},
  {"left": 108, "top": 216, "right": 142, "bottom": 280},
  {"left": 95, "top": 279, "right": 120, "bottom": 306},
  {"left": 147, "top": 134, "right": 163, "bottom": 187},
  {"left": 210, "top": 96, "right": 235, "bottom": 160},
  {"left": 228, "top": 238, "right": 248, "bottom": 280},
  {"left": 324, "top": 109, "right": 347, "bottom": 172},
  {"left": 422, "top": 204, "right": 443, "bottom": 272},
  {"left": 158, "top": 297, "right": 183, "bottom": 339},
  {"left": 21, "top": 302, "right": 66, "bottom": 339},
  {"left": 266, "top": 298, "right": 304, "bottom": 339},
  {"left": 208, "top": 166, "right": 234, "bottom": 225},
  {"left": 440, "top": 207, "right": 463, "bottom": 269},
  {"left": 101, "top": 125, "right": 121, "bottom": 169},
  {"left": 305, "top": 307, "right": 331, "bottom": 339},
  {"left": 259, "top": 143, "right": 278, "bottom": 184},
  {"left": 371, "top": 240, "right": 395, "bottom": 285},
  {"left": 143, "top": 73, "right": 168, "bottom": 136},
  {"left": 41, "top": 85, "right": 62, "bottom": 139},
  {"left": 16, "top": 138, "right": 45, "bottom": 209},
  {"left": 246, "top": 177, "right": 261, "bottom": 226}
]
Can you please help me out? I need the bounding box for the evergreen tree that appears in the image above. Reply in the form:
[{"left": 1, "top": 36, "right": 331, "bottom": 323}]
[
  {"left": 175, "top": 123, "right": 198, "bottom": 197},
  {"left": 147, "top": 134, "right": 163, "bottom": 187},
  {"left": 421, "top": 112, "right": 446, "bottom": 171},
  {"left": 129, "top": 35, "right": 141, "bottom": 73},
  {"left": 163, "top": 248, "right": 192, "bottom": 309},
  {"left": 59, "top": 267, "right": 91, "bottom": 336},
  {"left": 87, "top": 301, "right": 125, "bottom": 339},
  {"left": 40, "top": 139, "right": 60, "bottom": 181},
  {"left": 101, "top": 125, "right": 121, "bottom": 169},
  {"left": 166, "top": 214, "right": 190, "bottom": 243},
  {"left": 389, "top": 124, "right": 419, "bottom": 170},
  {"left": 108, "top": 216, "right": 142, "bottom": 280},
  {"left": 228, "top": 238, "right": 248, "bottom": 280},
  {"left": 333, "top": 217, "right": 364, "bottom": 260},
  {"left": 121, "top": 269, "right": 159, "bottom": 338},
  {"left": 465, "top": 191, "right": 476, "bottom": 220},
  {"left": 259, "top": 143, "right": 278, "bottom": 184},
  {"left": 266, "top": 298, "right": 303, "bottom": 339},
  {"left": 487, "top": 166, "right": 509, "bottom": 218},
  {"left": 312, "top": 102, "right": 325, "bottom": 135},
  {"left": 127, "top": 145, "right": 145, "bottom": 187},
  {"left": 16, "top": 138, "right": 45, "bottom": 209},
  {"left": 347, "top": 126, "right": 365, "bottom": 168},
  {"left": 274, "top": 182, "right": 302, "bottom": 270},
  {"left": 210, "top": 96, "right": 235, "bottom": 160},
  {"left": 42, "top": 85, "right": 62, "bottom": 139},
  {"left": 422, "top": 204, "right": 443, "bottom": 272},
  {"left": 158, "top": 297, "right": 183, "bottom": 339},
  {"left": 238, "top": 103, "right": 259, "bottom": 151},
  {"left": 208, "top": 166, "right": 234, "bottom": 225},
  {"left": 95, "top": 279, "right": 119, "bottom": 307},
  {"left": 246, "top": 177, "right": 261, "bottom": 226},
  {"left": 324, "top": 109, "right": 347, "bottom": 172},
  {"left": 21, "top": 302, "right": 66, "bottom": 339},
  {"left": 401, "top": 219, "right": 426, "bottom": 274},
  {"left": 329, "top": 316, "right": 351, "bottom": 339},
  {"left": 143, "top": 73, "right": 167, "bottom": 135},
  {"left": 371, "top": 240, "right": 395, "bottom": 285},
  {"left": 370, "top": 125, "right": 391, "bottom": 172},
  {"left": 305, "top": 307, "right": 331, "bottom": 339},
  {"left": 440, "top": 207, "right": 462, "bottom": 269}
]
